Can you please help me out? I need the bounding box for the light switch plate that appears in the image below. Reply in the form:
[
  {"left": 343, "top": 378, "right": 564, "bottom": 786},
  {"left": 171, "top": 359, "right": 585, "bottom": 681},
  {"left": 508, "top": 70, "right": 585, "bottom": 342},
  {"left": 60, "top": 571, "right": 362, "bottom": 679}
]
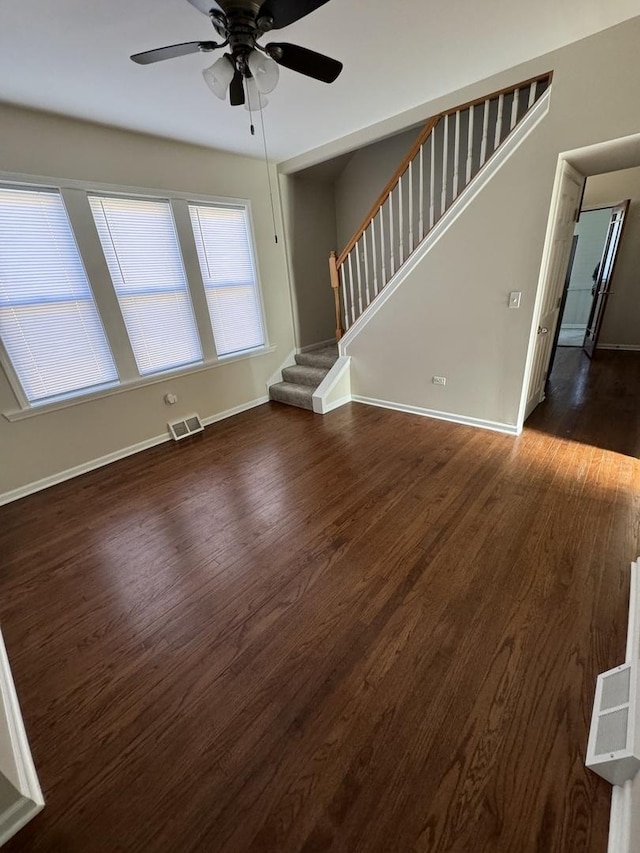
[{"left": 509, "top": 291, "right": 522, "bottom": 308}]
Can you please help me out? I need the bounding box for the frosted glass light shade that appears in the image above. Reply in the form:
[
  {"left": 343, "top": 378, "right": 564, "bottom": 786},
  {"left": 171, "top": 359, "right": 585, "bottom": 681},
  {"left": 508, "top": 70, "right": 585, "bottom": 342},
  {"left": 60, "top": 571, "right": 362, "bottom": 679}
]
[
  {"left": 202, "top": 54, "right": 235, "bottom": 100},
  {"left": 243, "top": 76, "right": 268, "bottom": 111},
  {"left": 247, "top": 50, "right": 279, "bottom": 94}
]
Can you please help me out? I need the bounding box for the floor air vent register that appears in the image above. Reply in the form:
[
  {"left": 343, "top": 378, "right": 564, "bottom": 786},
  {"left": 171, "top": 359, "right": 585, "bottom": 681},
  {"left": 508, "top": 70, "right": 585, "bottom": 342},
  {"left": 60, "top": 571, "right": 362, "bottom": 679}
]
[
  {"left": 586, "top": 559, "right": 640, "bottom": 786},
  {"left": 168, "top": 414, "right": 204, "bottom": 441}
]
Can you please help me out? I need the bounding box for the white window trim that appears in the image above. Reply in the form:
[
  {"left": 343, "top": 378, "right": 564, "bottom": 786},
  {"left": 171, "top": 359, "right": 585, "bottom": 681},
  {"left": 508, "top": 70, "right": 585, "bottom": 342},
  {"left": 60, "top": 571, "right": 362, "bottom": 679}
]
[
  {"left": 0, "top": 171, "right": 273, "bottom": 418},
  {"left": 2, "top": 344, "right": 276, "bottom": 421}
]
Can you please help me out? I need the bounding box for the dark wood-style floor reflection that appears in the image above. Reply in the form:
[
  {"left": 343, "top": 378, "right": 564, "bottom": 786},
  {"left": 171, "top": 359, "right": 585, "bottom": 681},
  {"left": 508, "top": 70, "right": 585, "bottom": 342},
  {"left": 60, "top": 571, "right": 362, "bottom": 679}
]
[{"left": 1, "top": 347, "right": 639, "bottom": 853}]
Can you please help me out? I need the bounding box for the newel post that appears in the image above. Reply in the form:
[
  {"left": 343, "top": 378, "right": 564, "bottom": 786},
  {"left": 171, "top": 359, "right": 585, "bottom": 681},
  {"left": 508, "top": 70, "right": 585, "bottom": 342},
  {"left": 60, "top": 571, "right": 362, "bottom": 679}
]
[{"left": 329, "top": 250, "right": 343, "bottom": 340}]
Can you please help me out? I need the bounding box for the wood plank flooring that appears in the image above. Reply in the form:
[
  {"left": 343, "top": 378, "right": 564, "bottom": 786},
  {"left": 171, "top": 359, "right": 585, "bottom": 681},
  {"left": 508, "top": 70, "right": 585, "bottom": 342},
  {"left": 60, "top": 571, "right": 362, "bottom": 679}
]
[{"left": 1, "top": 347, "right": 639, "bottom": 852}]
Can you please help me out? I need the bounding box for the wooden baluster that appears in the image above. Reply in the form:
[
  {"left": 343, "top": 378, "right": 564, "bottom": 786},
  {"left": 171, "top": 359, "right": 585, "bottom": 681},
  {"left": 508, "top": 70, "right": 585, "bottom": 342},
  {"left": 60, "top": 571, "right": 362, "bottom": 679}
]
[
  {"left": 429, "top": 128, "right": 436, "bottom": 228},
  {"left": 466, "top": 104, "right": 474, "bottom": 184},
  {"left": 528, "top": 80, "right": 536, "bottom": 109},
  {"left": 339, "top": 266, "right": 349, "bottom": 332},
  {"left": 494, "top": 93, "right": 504, "bottom": 151},
  {"left": 355, "top": 239, "right": 363, "bottom": 317},
  {"left": 510, "top": 88, "right": 520, "bottom": 131},
  {"left": 328, "top": 250, "right": 343, "bottom": 339},
  {"left": 441, "top": 115, "right": 449, "bottom": 217},
  {"left": 418, "top": 143, "right": 424, "bottom": 242},
  {"left": 398, "top": 175, "right": 404, "bottom": 266},
  {"left": 363, "top": 228, "right": 371, "bottom": 306},
  {"left": 480, "top": 98, "right": 490, "bottom": 166},
  {"left": 389, "top": 192, "right": 395, "bottom": 277},
  {"left": 347, "top": 252, "right": 356, "bottom": 326},
  {"left": 379, "top": 206, "right": 387, "bottom": 288},
  {"left": 371, "top": 210, "right": 379, "bottom": 296},
  {"left": 408, "top": 159, "right": 414, "bottom": 253},
  {"left": 452, "top": 110, "right": 461, "bottom": 200}
]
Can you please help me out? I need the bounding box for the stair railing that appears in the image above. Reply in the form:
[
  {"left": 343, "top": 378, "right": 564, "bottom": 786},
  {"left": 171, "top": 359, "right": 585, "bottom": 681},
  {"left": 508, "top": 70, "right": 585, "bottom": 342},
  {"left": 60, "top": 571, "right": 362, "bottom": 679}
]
[{"left": 329, "top": 72, "right": 552, "bottom": 339}]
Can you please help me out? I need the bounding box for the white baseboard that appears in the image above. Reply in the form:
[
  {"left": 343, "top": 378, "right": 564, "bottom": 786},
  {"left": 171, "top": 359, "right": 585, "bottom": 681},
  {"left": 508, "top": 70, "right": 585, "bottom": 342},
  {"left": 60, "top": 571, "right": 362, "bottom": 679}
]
[
  {"left": 598, "top": 344, "right": 640, "bottom": 352},
  {"left": 0, "top": 629, "right": 44, "bottom": 847},
  {"left": 0, "top": 794, "right": 42, "bottom": 848},
  {"left": 352, "top": 395, "right": 520, "bottom": 435},
  {"left": 266, "top": 351, "right": 296, "bottom": 390},
  {"left": 201, "top": 396, "right": 268, "bottom": 428},
  {"left": 321, "top": 395, "right": 352, "bottom": 413},
  {"left": 0, "top": 395, "right": 269, "bottom": 506}
]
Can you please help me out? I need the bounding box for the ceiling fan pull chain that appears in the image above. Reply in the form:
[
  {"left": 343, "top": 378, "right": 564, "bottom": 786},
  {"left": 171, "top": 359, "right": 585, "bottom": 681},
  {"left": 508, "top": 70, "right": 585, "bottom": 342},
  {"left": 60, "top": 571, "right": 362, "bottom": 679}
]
[{"left": 258, "top": 102, "right": 278, "bottom": 243}]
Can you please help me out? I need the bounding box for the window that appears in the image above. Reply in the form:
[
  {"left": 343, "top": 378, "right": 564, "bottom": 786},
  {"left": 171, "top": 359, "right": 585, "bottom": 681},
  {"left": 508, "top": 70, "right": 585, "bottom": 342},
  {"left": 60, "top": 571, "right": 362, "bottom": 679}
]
[
  {"left": 89, "top": 195, "right": 202, "bottom": 375},
  {"left": 189, "top": 203, "right": 265, "bottom": 356},
  {"left": 0, "top": 186, "right": 118, "bottom": 404},
  {"left": 0, "top": 180, "right": 269, "bottom": 414}
]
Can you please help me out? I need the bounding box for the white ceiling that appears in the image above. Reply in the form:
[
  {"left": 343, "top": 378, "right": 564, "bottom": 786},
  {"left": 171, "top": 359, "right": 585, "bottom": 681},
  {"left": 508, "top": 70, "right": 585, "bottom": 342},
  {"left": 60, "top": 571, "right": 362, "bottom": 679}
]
[{"left": 1, "top": 1, "right": 639, "bottom": 163}]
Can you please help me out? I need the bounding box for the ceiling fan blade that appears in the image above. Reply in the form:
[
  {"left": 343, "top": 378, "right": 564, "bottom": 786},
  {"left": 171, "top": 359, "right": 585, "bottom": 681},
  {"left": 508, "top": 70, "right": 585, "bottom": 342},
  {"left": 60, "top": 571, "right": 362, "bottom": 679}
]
[
  {"left": 186, "top": 0, "right": 223, "bottom": 15},
  {"left": 258, "top": 0, "right": 331, "bottom": 30},
  {"left": 229, "top": 70, "right": 245, "bottom": 106},
  {"left": 266, "top": 43, "right": 342, "bottom": 83},
  {"left": 131, "top": 41, "right": 218, "bottom": 65}
]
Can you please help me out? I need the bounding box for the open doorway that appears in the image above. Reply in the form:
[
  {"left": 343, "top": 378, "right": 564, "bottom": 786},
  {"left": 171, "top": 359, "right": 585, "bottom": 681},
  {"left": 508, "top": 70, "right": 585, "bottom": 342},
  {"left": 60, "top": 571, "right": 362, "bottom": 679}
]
[
  {"left": 520, "top": 138, "right": 640, "bottom": 430},
  {"left": 556, "top": 206, "right": 615, "bottom": 348},
  {"left": 546, "top": 195, "right": 629, "bottom": 378}
]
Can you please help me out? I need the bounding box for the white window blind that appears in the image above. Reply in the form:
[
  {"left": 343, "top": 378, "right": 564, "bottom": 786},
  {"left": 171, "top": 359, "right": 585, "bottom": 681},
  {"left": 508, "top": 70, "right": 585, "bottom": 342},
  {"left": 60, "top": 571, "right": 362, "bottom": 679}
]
[
  {"left": 89, "top": 195, "right": 202, "bottom": 376},
  {"left": 0, "top": 186, "right": 119, "bottom": 405},
  {"left": 188, "top": 203, "right": 265, "bottom": 356}
]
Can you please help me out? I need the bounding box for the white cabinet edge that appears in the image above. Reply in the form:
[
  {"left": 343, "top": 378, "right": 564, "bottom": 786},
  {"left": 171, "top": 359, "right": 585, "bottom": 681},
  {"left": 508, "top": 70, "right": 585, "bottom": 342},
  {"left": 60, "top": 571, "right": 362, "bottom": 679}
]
[{"left": 0, "top": 629, "right": 43, "bottom": 847}]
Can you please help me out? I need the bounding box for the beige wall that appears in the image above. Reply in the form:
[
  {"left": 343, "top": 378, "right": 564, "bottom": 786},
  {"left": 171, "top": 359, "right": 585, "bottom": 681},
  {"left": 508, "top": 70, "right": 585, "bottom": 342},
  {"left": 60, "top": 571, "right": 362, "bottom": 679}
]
[
  {"left": 333, "top": 128, "right": 420, "bottom": 250},
  {"left": 0, "top": 104, "right": 295, "bottom": 498},
  {"left": 334, "top": 17, "right": 640, "bottom": 428},
  {"left": 583, "top": 167, "right": 640, "bottom": 347},
  {"left": 280, "top": 174, "right": 337, "bottom": 348}
]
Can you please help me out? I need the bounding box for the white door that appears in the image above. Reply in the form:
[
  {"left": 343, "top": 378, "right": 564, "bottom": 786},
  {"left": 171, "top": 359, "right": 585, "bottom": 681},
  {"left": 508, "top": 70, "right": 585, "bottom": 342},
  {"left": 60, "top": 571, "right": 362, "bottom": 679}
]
[
  {"left": 583, "top": 200, "right": 629, "bottom": 358},
  {"left": 523, "top": 161, "right": 585, "bottom": 420}
]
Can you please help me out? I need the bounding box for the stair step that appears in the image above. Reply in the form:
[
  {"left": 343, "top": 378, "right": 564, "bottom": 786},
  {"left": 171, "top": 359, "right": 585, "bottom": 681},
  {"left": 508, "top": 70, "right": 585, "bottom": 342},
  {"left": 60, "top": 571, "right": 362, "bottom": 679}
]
[
  {"left": 281, "top": 364, "right": 328, "bottom": 387},
  {"left": 269, "top": 382, "right": 314, "bottom": 411},
  {"left": 295, "top": 346, "right": 338, "bottom": 370}
]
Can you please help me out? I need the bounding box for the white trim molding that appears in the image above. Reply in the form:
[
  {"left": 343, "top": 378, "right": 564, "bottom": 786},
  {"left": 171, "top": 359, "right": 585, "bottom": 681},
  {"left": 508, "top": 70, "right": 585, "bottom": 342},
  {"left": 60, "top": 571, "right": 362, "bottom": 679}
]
[
  {"left": 0, "top": 630, "right": 44, "bottom": 847},
  {"left": 352, "top": 395, "right": 519, "bottom": 435},
  {"left": 265, "top": 350, "right": 296, "bottom": 392},
  {"left": 312, "top": 356, "right": 351, "bottom": 414},
  {"left": 0, "top": 395, "right": 269, "bottom": 506},
  {"left": 598, "top": 344, "right": 640, "bottom": 352}
]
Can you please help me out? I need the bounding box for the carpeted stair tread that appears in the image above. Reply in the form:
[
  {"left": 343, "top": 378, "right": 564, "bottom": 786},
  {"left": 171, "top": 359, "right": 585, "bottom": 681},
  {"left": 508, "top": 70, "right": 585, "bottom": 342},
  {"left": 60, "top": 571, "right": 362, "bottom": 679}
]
[
  {"left": 295, "top": 346, "right": 338, "bottom": 369},
  {"left": 269, "top": 381, "right": 314, "bottom": 410},
  {"left": 281, "top": 364, "right": 328, "bottom": 387}
]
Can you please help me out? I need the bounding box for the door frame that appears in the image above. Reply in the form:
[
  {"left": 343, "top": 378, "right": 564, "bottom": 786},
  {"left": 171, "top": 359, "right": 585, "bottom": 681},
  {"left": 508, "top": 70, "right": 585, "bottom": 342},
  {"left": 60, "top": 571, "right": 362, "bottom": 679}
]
[
  {"left": 546, "top": 232, "right": 579, "bottom": 380},
  {"left": 517, "top": 158, "right": 586, "bottom": 425}
]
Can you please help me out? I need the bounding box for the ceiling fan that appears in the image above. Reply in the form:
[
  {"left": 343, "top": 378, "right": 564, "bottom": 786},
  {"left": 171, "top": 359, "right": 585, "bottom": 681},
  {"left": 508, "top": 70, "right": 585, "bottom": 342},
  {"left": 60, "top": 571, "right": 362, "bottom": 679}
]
[{"left": 131, "top": 0, "right": 343, "bottom": 108}]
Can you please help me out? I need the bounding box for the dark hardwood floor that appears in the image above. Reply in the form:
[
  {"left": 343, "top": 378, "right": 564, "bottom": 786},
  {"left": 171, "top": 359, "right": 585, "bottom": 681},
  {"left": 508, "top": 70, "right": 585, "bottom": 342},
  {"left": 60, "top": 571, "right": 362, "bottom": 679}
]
[{"left": 1, "top": 347, "right": 639, "bottom": 852}]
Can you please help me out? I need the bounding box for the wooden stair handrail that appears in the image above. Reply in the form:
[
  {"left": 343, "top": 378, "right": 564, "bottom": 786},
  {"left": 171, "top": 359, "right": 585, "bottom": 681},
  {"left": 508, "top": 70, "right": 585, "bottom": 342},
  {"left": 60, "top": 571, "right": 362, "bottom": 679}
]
[
  {"left": 336, "top": 115, "right": 440, "bottom": 267},
  {"left": 335, "top": 71, "right": 552, "bottom": 269}
]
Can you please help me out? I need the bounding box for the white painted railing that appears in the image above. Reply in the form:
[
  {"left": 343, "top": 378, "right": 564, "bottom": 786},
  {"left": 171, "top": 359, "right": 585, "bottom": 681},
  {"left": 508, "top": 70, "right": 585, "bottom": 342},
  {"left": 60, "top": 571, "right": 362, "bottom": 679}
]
[{"left": 328, "top": 73, "right": 553, "bottom": 338}]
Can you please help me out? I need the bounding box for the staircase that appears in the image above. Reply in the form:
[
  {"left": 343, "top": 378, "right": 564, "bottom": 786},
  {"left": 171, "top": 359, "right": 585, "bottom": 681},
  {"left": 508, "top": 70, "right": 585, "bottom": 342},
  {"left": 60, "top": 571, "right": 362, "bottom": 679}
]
[
  {"left": 269, "top": 345, "right": 338, "bottom": 410},
  {"left": 328, "top": 72, "right": 553, "bottom": 338}
]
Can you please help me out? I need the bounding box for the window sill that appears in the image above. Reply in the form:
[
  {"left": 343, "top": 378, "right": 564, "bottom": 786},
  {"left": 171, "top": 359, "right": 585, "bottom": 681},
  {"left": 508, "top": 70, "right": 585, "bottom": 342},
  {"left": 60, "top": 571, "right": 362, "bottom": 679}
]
[{"left": 3, "top": 345, "right": 276, "bottom": 422}]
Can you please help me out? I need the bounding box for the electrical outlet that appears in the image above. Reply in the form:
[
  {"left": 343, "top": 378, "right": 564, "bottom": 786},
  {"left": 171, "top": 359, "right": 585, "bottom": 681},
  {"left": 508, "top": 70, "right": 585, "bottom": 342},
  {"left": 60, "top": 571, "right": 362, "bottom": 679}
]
[{"left": 432, "top": 376, "right": 446, "bottom": 386}]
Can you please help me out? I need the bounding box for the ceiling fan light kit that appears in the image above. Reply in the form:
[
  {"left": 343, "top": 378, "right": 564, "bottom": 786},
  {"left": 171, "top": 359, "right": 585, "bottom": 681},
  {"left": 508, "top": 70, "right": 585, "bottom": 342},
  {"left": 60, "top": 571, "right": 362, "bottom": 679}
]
[
  {"left": 131, "top": 0, "right": 343, "bottom": 108},
  {"left": 202, "top": 53, "right": 235, "bottom": 100}
]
